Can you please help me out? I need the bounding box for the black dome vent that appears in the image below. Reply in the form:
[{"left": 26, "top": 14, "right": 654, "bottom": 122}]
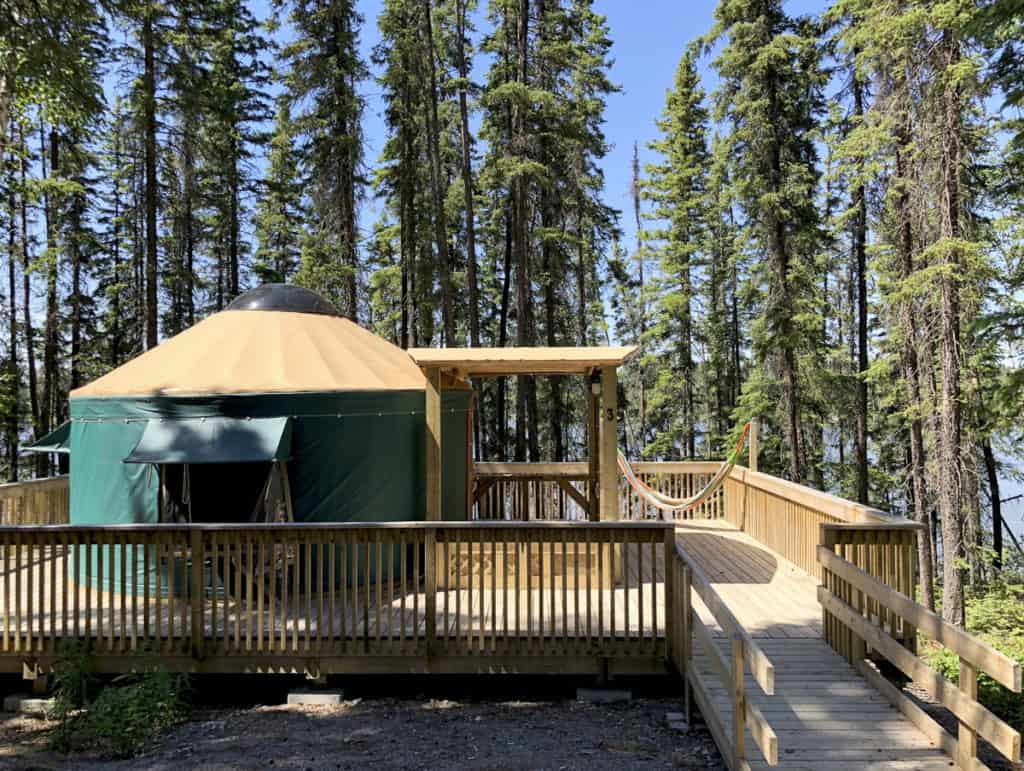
[{"left": 226, "top": 284, "right": 340, "bottom": 317}]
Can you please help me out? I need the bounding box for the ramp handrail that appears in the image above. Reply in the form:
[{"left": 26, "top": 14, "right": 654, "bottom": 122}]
[
  {"left": 669, "top": 543, "right": 778, "bottom": 769},
  {"left": 819, "top": 532, "right": 1022, "bottom": 769}
]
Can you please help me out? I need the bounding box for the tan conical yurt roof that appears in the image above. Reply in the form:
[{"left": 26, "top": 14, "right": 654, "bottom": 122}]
[{"left": 71, "top": 286, "right": 427, "bottom": 398}]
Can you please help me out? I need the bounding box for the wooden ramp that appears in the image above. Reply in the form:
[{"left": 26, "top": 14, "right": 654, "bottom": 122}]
[{"left": 677, "top": 520, "right": 956, "bottom": 770}]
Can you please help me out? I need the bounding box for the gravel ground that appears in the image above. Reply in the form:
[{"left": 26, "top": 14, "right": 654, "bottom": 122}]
[{"left": 0, "top": 695, "right": 724, "bottom": 770}]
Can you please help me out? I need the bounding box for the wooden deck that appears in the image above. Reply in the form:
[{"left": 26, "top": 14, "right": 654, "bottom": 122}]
[
  {"left": 0, "top": 517, "right": 998, "bottom": 769},
  {"left": 677, "top": 520, "right": 954, "bottom": 770}
]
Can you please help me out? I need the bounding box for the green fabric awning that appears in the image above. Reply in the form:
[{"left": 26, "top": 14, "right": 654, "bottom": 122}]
[
  {"left": 25, "top": 421, "right": 71, "bottom": 454},
  {"left": 123, "top": 417, "right": 292, "bottom": 464}
]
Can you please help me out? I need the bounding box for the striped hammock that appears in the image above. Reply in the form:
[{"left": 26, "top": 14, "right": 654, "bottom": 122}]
[{"left": 617, "top": 422, "right": 752, "bottom": 516}]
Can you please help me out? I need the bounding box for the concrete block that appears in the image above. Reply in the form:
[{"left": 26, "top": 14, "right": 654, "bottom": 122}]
[
  {"left": 286, "top": 689, "right": 344, "bottom": 707},
  {"left": 3, "top": 693, "right": 53, "bottom": 716},
  {"left": 576, "top": 688, "right": 631, "bottom": 704}
]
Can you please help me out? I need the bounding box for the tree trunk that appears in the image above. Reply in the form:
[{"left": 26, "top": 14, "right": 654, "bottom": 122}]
[
  {"left": 420, "top": 0, "right": 454, "bottom": 344},
  {"left": 936, "top": 30, "right": 965, "bottom": 627},
  {"left": 143, "top": 6, "right": 159, "bottom": 349},
  {"left": 982, "top": 438, "right": 1002, "bottom": 571},
  {"left": 852, "top": 66, "right": 870, "bottom": 505},
  {"left": 513, "top": 0, "right": 531, "bottom": 463},
  {"left": 19, "top": 124, "right": 39, "bottom": 466},
  {"left": 41, "top": 125, "right": 60, "bottom": 460},
  {"left": 895, "top": 135, "right": 936, "bottom": 611},
  {"left": 229, "top": 138, "right": 240, "bottom": 299},
  {"left": 497, "top": 211, "right": 513, "bottom": 462},
  {"left": 5, "top": 135, "right": 18, "bottom": 480}
]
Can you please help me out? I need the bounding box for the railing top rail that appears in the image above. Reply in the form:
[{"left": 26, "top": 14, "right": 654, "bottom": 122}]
[
  {"left": 821, "top": 521, "right": 924, "bottom": 534},
  {"left": 474, "top": 462, "right": 590, "bottom": 478},
  {"left": 675, "top": 541, "right": 775, "bottom": 696},
  {"left": 473, "top": 460, "right": 724, "bottom": 477},
  {"left": 818, "top": 545, "right": 1021, "bottom": 693},
  {"left": 729, "top": 466, "right": 911, "bottom": 525},
  {"left": 0, "top": 520, "right": 675, "bottom": 534},
  {"left": 0, "top": 474, "right": 69, "bottom": 492}
]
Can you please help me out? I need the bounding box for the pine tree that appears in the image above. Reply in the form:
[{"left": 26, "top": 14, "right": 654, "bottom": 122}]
[
  {"left": 282, "top": 0, "right": 367, "bottom": 320},
  {"left": 708, "top": 0, "right": 827, "bottom": 482},
  {"left": 643, "top": 45, "right": 708, "bottom": 459},
  {"left": 253, "top": 98, "right": 305, "bottom": 284}
]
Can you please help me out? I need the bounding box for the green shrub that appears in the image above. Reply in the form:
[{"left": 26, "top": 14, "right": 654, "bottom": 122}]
[
  {"left": 75, "top": 668, "right": 191, "bottom": 758},
  {"left": 49, "top": 646, "right": 191, "bottom": 759}
]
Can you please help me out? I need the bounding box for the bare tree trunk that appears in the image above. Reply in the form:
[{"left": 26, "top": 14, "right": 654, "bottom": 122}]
[
  {"left": 5, "top": 132, "right": 18, "bottom": 480},
  {"left": 420, "top": 0, "right": 455, "bottom": 344},
  {"left": 852, "top": 66, "right": 870, "bottom": 505},
  {"left": 229, "top": 138, "right": 240, "bottom": 299},
  {"left": 496, "top": 212, "right": 513, "bottom": 462},
  {"left": 143, "top": 6, "right": 159, "bottom": 349},
  {"left": 982, "top": 438, "right": 1002, "bottom": 571},
  {"left": 513, "top": 0, "right": 531, "bottom": 463},
  {"left": 40, "top": 125, "right": 59, "bottom": 461},
  {"left": 631, "top": 142, "right": 647, "bottom": 449},
  {"left": 454, "top": 0, "right": 479, "bottom": 347},
  {"left": 19, "top": 124, "right": 39, "bottom": 466}
]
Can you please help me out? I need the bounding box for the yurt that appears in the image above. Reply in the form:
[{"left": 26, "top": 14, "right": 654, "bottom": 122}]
[{"left": 61, "top": 284, "right": 471, "bottom": 527}]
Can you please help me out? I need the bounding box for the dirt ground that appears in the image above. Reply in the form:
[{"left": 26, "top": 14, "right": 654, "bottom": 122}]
[{"left": 0, "top": 694, "right": 724, "bottom": 770}]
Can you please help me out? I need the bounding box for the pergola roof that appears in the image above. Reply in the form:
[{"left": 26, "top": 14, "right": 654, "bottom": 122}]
[{"left": 406, "top": 345, "right": 638, "bottom": 377}]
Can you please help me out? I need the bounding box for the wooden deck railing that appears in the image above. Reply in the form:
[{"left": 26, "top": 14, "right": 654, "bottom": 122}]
[
  {"left": 0, "top": 476, "right": 69, "bottom": 526},
  {"left": 818, "top": 532, "right": 1022, "bottom": 769},
  {"left": 724, "top": 466, "right": 903, "bottom": 579},
  {"left": 472, "top": 461, "right": 724, "bottom": 522},
  {"left": 0, "top": 521, "right": 674, "bottom": 674},
  {"left": 668, "top": 542, "right": 778, "bottom": 769}
]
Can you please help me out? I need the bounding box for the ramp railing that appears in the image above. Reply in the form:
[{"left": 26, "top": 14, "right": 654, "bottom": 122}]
[
  {"left": 668, "top": 542, "right": 779, "bottom": 769},
  {"left": 818, "top": 525, "right": 1022, "bottom": 770}
]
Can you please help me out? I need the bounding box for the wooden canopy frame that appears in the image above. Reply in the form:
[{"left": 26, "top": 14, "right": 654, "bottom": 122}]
[{"left": 407, "top": 346, "right": 638, "bottom": 522}]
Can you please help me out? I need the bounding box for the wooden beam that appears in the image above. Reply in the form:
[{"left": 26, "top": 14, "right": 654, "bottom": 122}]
[
  {"left": 425, "top": 367, "right": 442, "bottom": 521},
  {"left": 555, "top": 478, "right": 590, "bottom": 513},
  {"left": 599, "top": 367, "right": 618, "bottom": 521}
]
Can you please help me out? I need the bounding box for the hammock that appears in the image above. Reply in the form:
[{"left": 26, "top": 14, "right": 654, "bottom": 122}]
[{"left": 617, "top": 422, "right": 752, "bottom": 516}]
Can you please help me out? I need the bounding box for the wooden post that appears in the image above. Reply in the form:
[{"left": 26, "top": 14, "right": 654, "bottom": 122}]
[
  {"left": 958, "top": 656, "right": 978, "bottom": 768},
  {"left": 425, "top": 367, "right": 442, "bottom": 521},
  {"left": 190, "top": 528, "right": 203, "bottom": 660},
  {"left": 682, "top": 563, "right": 692, "bottom": 722},
  {"left": 599, "top": 367, "right": 618, "bottom": 522},
  {"left": 425, "top": 528, "right": 437, "bottom": 659},
  {"left": 732, "top": 635, "right": 746, "bottom": 768},
  {"left": 587, "top": 376, "right": 600, "bottom": 522},
  {"left": 748, "top": 420, "right": 759, "bottom": 473},
  {"left": 664, "top": 528, "right": 675, "bottom": 661}
]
